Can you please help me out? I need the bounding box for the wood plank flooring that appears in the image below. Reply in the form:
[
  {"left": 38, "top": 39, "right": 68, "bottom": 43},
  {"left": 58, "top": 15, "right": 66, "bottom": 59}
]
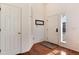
[{"left": 17, "top": 41, "right": 79, "bottom": 55}]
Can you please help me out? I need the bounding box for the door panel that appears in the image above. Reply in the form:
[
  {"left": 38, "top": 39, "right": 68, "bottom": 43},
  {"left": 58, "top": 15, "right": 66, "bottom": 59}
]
[
  {"left": 1, "top": 4, "right": 21, "bottom": 54},
  {"left": 47, "top": 15, "right": 59, "bottom": 44}
]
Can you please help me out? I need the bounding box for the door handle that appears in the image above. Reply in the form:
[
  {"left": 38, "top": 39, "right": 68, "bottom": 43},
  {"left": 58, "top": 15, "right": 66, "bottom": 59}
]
[
  {"left": 0, "top": 49, "right": 1, "bottom": 53},
  {"left": 0, "top": 28, "right": 1, "bottom": 32},
  {"left": 56, "top": 28, "right": 58, "bottom": 32},
  {"left": 18, "top": 32, "right": 21, "bottom": 34}
]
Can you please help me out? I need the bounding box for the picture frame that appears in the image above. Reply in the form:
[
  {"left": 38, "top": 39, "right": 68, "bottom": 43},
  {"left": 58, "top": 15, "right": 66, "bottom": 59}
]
[{"left": 35, "top": 20, "right": 44, "bottom": 25}]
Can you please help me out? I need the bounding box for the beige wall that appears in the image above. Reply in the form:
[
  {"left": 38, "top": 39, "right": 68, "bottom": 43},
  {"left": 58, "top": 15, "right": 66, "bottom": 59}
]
[
  {"left": 61, "top": 4, "right": 79, "bottom": 52},
  {"left": 31, "top": 3, "right": 45, "bottom": 44},
  {"left": 46, "top": 3, "right": 79, "bottom": 52}
]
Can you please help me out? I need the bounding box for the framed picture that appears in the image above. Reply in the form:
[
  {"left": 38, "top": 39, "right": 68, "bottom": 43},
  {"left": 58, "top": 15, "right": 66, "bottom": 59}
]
[{"left": 35, "top": 20, "right": 44, "bottom": 25}]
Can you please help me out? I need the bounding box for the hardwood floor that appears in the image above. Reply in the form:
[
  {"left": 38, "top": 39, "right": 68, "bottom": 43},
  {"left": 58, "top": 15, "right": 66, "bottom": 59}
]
[{"left": 17, "top": 41, "right": 79, "bottom": 55}]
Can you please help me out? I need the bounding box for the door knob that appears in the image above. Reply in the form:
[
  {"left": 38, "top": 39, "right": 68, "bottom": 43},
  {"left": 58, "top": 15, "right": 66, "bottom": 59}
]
[
  {"left": 56, "top": 28, "right": 58, "bottom": 32},
  {"left": 0, "top": 49, "right": 1, "bottom": 53},
  {"left": 0, "top": 28, "right": 1, "bottom": 32},
  {"left": 18, "top": 32, "right": 21, "bottom": 34}
]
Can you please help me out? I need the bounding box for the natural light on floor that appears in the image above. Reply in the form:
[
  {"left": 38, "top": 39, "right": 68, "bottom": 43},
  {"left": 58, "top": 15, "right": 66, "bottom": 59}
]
[
  {"left": 60, "top": 51, "right": 67, "bottom": 55},
  {"left": 47, "top": 50, "right": 67, "bottom": 55}
]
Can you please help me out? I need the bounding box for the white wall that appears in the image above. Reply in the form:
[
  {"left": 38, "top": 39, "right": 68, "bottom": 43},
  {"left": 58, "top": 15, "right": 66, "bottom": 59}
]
[
  {"left": 46, "top": 3, "right": 79, "bottom": 52},
  {"left": 31, "top": 3, "right": 45, "bottom": 44},
  {"left": 60, "top": 4, "right": 79, "bottom": 52}
]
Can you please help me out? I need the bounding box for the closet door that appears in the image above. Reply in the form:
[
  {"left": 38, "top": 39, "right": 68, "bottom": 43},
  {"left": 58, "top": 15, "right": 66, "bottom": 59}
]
[{"left": 1, "top": 4, "right": 21, "bottom": 54}]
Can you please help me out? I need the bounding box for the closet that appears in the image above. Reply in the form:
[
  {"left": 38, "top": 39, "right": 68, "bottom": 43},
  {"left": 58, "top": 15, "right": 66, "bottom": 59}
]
[{"left": 0, "top": 4, "right": 22, "bottom": 54}]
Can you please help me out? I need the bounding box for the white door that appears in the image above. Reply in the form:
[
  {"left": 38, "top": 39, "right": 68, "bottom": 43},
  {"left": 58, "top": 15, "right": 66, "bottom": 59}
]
[
  {"left": 1, "top": 4, "right": 21, "bottom": 54},
  {"left": 47, "top": 15, "right": 59, "bottom": 44}
]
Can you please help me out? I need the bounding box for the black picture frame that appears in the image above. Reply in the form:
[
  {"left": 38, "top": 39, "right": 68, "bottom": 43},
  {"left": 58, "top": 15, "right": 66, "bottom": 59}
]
[{"left": 35, "top": 20, "right": 44, "bottom": 25}]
